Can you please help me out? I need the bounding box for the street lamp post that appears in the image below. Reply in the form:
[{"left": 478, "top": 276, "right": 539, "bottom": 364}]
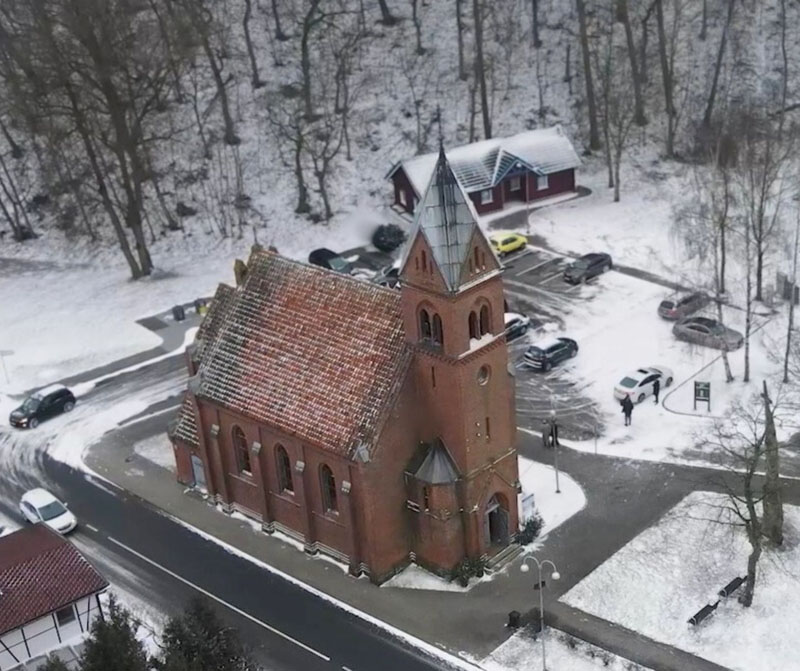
[{"left": 520, "top": 556, "right": 560, "bottom": 671}]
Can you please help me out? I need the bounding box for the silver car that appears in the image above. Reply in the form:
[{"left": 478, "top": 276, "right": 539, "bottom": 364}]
[
  {"left": 672, "top": 317, "right": 743, "bottom": 351},
  {"left": 658, "top": 292, "right": 710, "bottom": 320}
]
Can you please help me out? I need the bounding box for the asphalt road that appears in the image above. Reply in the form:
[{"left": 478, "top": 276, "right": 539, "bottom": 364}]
[{"left": 0, "top": 456, "right": 458, "bottom": 671}]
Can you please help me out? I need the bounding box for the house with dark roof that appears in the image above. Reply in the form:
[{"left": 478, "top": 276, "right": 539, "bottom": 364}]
[
  {"left": 170, "top": 143, "right": 520, "bottom": 583},
  {"left": 387, "top": 126, "right": 581, "bottom": 217},
  {"left": 0, "top": 525, "right": 108, "bottom": 670}
]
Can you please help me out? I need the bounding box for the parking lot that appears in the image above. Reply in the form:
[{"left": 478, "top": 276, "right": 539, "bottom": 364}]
[{"left": 501, "top": 246, "right": 606, "bottom": 441}]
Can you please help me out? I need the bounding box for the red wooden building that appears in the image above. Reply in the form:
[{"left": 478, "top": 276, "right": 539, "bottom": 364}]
[
  {"left": 169, "top": 147, "right": 520, "bottom": 583},
  {"left": 387, "top": 126, "right": 581, "bottom": 217}
]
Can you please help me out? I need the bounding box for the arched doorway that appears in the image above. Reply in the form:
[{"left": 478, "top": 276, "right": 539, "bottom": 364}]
[
  {"left": 191, "top": 454, "right": 207, "bottom": 492},
  {"left": 485, "top": 493, "right": 510, "bottom": 548}
]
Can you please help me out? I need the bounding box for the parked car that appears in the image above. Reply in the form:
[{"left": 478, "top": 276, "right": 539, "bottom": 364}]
[
  {"left": 19, "top": 488, "right": 77, "bottom": 535},
  {"left": 658, "top": 292, "right": 710, "bottom": 320},
  {"left": 504, "top": 312, "right": 531, "bottom": 342},
  {"left": 308, "top": 248, "right": 353, "bottom": 274},
  {"left": 371, "top": 264, "right": 400, "bottom": 288},
  {"left": 372, "top": 224, "right": 407, "bottom": 253},
  {"left": 614, "top": 366, "right": 674, "bottom": 403},
  {"left": 489, "top": 232, "right": 528, "bottom": 256},
  {"left": 673, "top": 316, "right": 744, "bottom": 350},
  {"left": 563, "top": 252, "right": 613, "bottom": 284},
  {"left": 9, "top": 385, "right": 76, "bottom": 429},
  {"left": 523, "top": 337, "right": 579, "bottom": 371}
]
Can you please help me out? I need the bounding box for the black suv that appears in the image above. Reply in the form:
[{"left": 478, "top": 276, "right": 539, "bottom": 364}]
[
  {"left": 308, "top": 248, "right": 353, "bottom": 274},
  {"left": 563, "top": 253, "right": 613, "bottom": 284},
  {"left": 9, "top": 386, "right": 76, "bottom": 429},
  {"left": 523, "top": 337, "right": 579, "bottom": 371}
]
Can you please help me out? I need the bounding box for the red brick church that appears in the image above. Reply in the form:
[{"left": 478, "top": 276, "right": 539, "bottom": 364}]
[{"left": 169, "top": 146, "right": 520, "bottom": 583}]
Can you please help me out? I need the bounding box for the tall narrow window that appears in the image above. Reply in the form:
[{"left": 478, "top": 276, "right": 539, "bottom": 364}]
[
  {"left": 479, "top": 305, "right": 491, "bottom": 335},
  {"left": 415, "top": 256, "right": 419, "bottom": 271},
  {"left": 276, "top": 445, "right": 294, "bottom": 493},
  {"left": 421, "top": 250, "right": 427, "bottom": 272},
  {"left": 419, "top": 309, "right": 432, "bottom": 339},
  {"left": 423, "top": 486, "right": 430, "bottom": 511},
  {"left": 232, "top": 425, "right": 251, "bottom": 474},
  {"left": 485, "top": 416, "right": 491, "bottom": 440},
  {"left": 474, "top": 246, "right": 480, "bottom": 268},
  {"left": 431, "top": 366, "right": 436, "bottom": 388},
  {"left": 537, "top": 174, "right": 549, "bottom": 190},
  {"left": 320, "top": 465, "right": 338, "bottom": 512},
  {"left": 432, "top": 314, "right": 444, "bottom": 345},
  {"left": 468, "top": 311, "right": 479, "bottom": 339}
]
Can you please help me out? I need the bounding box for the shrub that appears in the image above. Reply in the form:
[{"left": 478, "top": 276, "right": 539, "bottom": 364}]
[
  {"left": 372, "top": 224, "right": 407, "bottom": 253},
  {"left": 517, "top": 514, "right": 544, "bottom": 545}
]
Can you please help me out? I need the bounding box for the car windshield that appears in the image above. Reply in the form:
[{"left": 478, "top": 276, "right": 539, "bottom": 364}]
[
  {"left": 328, "top": 257, "right": 349, "bottom": 272},
  {"left": 21, "top": 397, "right": 40, "bottom": 412},
  {"left": 659, "top": 300, "right": 674, "bottom": 309},
  {"left": 38, "top": 500, "right": 67, "bottom": 521},
  {"left": 572, "top": 260, "right": 590, "bottom": 269},
  {"left": 620, "top": 377, "right": 638, "bottom": 388},
  {"left": 526, "top": 347, "right": 544, "bottom": 356}
]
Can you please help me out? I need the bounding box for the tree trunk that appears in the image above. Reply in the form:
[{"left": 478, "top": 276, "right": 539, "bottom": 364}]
[
  {"left": 617, "top": 0, "right": 646, "bottom": 125},
  {"left": 784, "top": 215, "right": 799, "bottom": 383},
  {"left": 378, "top": 0, "right": 398, "bottom": 26},
  {"left": 293, "top": 131, "right": 310, "bottom": 214},
  {"left": 740, "top": 540, "right": 761, "bottom": 607},
  {"left": 576, "top": 0, "right": 601, "bottom": 150},
  {"left": 243, "top": 0, "right": 265, "bottom": 89},
  {"left": 468, "top": 84, "right": 477, "bottom": 142},
  {"left": 744, "top": 213, "right": 752, "bottom": 382},
  {"left": 472, "top": 0, "right": 492, "bottom": 139},
  {"left": 202, "top": 38, "right": 239, "bottom": 145},
  {"left": 411, "top": 0, "right": 424, "bottom": 54},
  {"left": 564, "top": 43, "right": 572, "bottom": 94},
  {"left": 762, "top": 381, "right": 784, "bottom": 546},
  {"left": 300, "top": 1, "right": 323, "bottom": 120},
  {"left": 531, "top": 0, "right": 542, "bottom": 48},
  {"left": 613, "top": 147, "right": 622, "bottom": 202},
  {"left": 700, "top": 0, "right": 708, "bottom": 40},
  {"left": 703, "top": 0, "right": 735, "bottom": 127},
  {"left": 456, "top": 0, "right": 467, "bottom": 80},
  {"left": 655, "top": 0, "right": 675, "bottom": 156},
  {"left": 0, "top": 118, "right": 23, "bottom": 159},
  {"left": 271, "top": 0, "right": 288, "bottom": 40}
]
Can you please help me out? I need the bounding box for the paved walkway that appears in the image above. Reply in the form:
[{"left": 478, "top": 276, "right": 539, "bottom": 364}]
[{"left": 86, "top": 410, "right": 755, "bottom": 670}]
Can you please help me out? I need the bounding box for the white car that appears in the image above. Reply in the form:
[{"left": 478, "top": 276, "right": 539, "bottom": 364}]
[
  {"left": 19, "top": 488, "right": 77, "bottom": 535},
  {"left": 614, "top": 366, "right": 674, "bottom": 403}
]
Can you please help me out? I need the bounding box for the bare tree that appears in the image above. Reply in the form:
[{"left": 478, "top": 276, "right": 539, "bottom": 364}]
[
  {"left": 615, "top": 0, "right": 646, "bottom": 126},
  {"left": 472, "top": 0, "right": 491, "bottom": 139},
  {"left": 655, "top": 0, "right": 681, "bottom": 156},
  {"left": 270, "top": 0, "right": 289, "bottom": 41},
  {"left": 703, "top": 0, "right": 736, "bottom": 128},
  {"left": 576, "top": 0, "right": 601, "bottom": 150},
  {"left": 761, "top": 381, "right": 783, "bottom": 546},
  {"left": 531, "top": 0, "right": 542, "bottom": 48},
  {"left": 456, "top": 0, "right": 468, "bottom": 80},
  {"left": 377, "top": 0, "right": 399, "bottom": 26},
  {"left": 410, "top": 0, "right": 425, "bottom": 54},
  {"left": 783, "top": 210, "right": 800, "bottom": 383},
  {"left": 243, "top": 0, "right": 265, "bottom": 89}
]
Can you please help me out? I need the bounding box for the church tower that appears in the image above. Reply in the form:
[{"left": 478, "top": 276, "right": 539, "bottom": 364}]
[{"left": 400, "top": 144, "right": 519, "bottom": 571}]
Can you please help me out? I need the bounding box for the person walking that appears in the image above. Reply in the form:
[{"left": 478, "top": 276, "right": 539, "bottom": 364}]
[
  {"left": 621, "top": 395, "right": 634, "bottom": 426},
  {"left": 652, "top": 378, "right": 661, "bottom": 404}
]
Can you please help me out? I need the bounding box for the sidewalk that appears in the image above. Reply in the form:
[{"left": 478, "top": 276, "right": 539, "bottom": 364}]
[{"left": 86, "top": 414, "right": 733, "bottom": 670}]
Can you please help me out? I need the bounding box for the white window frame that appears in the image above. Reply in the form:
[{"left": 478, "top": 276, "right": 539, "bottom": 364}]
[
  {"left": 56, "top": 604, "right": 77, "bottom": 628},
  {"left": 398, "top": 188, "right": 407, "bottom": 207},
  {"left": 537, "top": 174, "right": 549, "bottom": 190},
  {"left": 480, "top": 189, "right": 494, "bottom": 205},
  {"left": 509, "top": 176, "right": 521, "bottom": 192}
]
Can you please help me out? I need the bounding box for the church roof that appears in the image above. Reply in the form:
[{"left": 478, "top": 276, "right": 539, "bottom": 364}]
[
  {"left": 171, "top": 395, "right": 199, "bottom": 447},
  {"left": 414, "top": 440, "right": 460, "bottom": 484},
  {"left": 410, "top": 145, "right": 487, "bottom": 291},
  {"left": 388, "top": 126, "right": 581, "bottom": 197},
  {"left": 191, "top": 283, "right": 236, "bottom": 364},
  {"left": 191, "top": 251, "right": 412, "bottom": 459}
]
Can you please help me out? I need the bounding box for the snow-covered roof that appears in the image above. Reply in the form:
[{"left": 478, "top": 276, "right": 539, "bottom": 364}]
[
  {"left": 414, "top": 440, "right": 460, "bottom": 484},
  {"left": 530, "top": 337, "right": 564, "bottom": 350},
  {"left": 389, "top": 126, "right": 581, "bottom": 196},
  {"left": 34, "top": 384, "right": 67, "bottom": 398}
]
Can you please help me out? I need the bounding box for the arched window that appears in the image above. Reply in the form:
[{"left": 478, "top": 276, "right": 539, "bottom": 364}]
[
  {"left": 479, "top": 305, "right": 491, "bottom": 335},
  {"left": 474, "top": 246, "right": 480, "bottom": 269},
  {"left": 276, "top": 445, "right": 293, "bottom": 493},
  {"left": 468, "top": 311, "right": 479, "bottom": 339},
  {"left": 421, "top": 250, "right": 427, "bottom": 272},
  {"left": 432, "top": 314, "right": 443, "bottom": 345},
  {"left": 232, "top": 425, "right": 251, "bottom": 474},
  {"left": 320, "top": 465, "right": 338, "bottom": 512},
  {"left": 419, "top": 309, "right": 432, "bottom": 339}
]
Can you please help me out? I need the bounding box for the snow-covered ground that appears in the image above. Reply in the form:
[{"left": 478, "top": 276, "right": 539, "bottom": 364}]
[
  {"left": 563, "top": 491, "right": 800, "bottom": 671},
  {"left": 480, "top": 629, "right": 652, "bottom": 671},
  {"left": 134, "top": 434, "right": 176, "bottom": 472}
]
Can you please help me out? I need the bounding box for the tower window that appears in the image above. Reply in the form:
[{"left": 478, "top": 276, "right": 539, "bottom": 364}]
[
  {"left": 419, "top": 309, "right": 432, "bottom": 339},
  {"left": 474, "top": 246, "right": 480, "bottom": 268},
  {"left": 479, "top": 305, "right": 491, "bottom": 335},
  {"left": 431, "top": 366, "right": 436, "bottom": 388},
  {"left": 477, "top": 365, "right": 490, "bottom": 385},
  {"left": 415, "top": 256, "right": 419, "bottom": 271},
  {"left": 423, "top": 486, "right": 430, "bottom": 511},
  {"left": 468, "top": 311, "right": 479, "bottom": 339},
  {"left": 485, "top": 416, "right": 491, "bottom": 440},
  {"left": 276, "top": 445, "right": 293, "bottom": 493},
  {"left": 421, "top": 249, "right": 427, "bottom": 272},
  {"left": 232, "top": 425, "right": 251, "bottom": 474},
  {"left": 432, "top": 314, "right": 444, "bottom": 345}
]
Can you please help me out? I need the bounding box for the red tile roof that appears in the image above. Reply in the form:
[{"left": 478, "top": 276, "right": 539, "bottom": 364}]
[
  {"left": 0, "top": 525, "right": 108, "bottom": 635},
  {"left": 195, "top": 251, "right": 412, "bottom": 458},
  {"left": 171, "top": 395, "right": 199, "bottom": 447},
  {"left": 191, "top": 283, "right": 236, "bottom": 364}
]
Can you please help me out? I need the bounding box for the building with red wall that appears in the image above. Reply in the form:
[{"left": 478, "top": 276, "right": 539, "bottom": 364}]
[
  {"left": 387, "top": 126, "right": 581, "bottom": 217},
  {"left": 170, "top": 147, "right": 520, "bottom": 583}
]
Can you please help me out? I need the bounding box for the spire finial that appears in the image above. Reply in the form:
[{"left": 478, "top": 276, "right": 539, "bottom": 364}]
[{"left": 436, "top": 105, "right": 444, "bottom": 151}]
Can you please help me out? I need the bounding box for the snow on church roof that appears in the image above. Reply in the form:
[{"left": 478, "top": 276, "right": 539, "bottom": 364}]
[{"left": 388, "top": 126, "right": 581, "bottom": 196}]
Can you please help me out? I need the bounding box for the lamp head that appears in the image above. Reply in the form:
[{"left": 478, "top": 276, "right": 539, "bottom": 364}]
[
  {"left": 520, "top": 563, "right": 530, "bottom": 574},
  {"left": 550, "top": 409, "right": 556, "bottom": 418},
  {"left": 552, "top": 571, "right": 561, "bottom": 581}
]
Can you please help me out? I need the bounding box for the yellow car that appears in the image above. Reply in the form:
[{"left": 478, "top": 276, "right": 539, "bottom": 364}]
[{"left": 489, "top": 232, "right": 528, "bottom": 256}]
